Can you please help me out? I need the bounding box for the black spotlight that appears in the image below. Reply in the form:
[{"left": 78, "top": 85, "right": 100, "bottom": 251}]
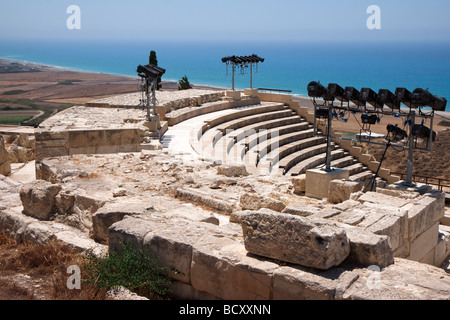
[
  {"left": 137, "top": 64, "right": 166, "bottom": 79},
  {"left": 411, "top": 88, "right": 447, "bottom": 111},
  {"left": 344, "top": 87, "right": 365, "bottom": 107},
  {"left": 307, "top": 81, "right": 334, "bottom": 101},
  {"left": 315, "top": 108, "right": 330, "bottom": 119},
  {"left": 387, "top": 124, "right": 407, "bottom": 141},
  {"left": 361, "top": 88, "right": 379, "bottom": 108},
  {"left": 378, "top": 89, "right": 400, "bottom": 110},
  {"left": 361, "top": 113, "right": 378, "bottom": 125},
  {"left": 328, "top": 83, "right": 348, "bottom": 102},
  {"left": 412, "top": 124, "right": 436, "bottom": 142},
  {"left": 395, "top": 88, "right": 413, "bottom": 108}
]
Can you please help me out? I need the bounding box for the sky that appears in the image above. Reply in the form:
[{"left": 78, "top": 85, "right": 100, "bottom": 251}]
[{"left": 1, "top": 0, "right": 450, "bottom": 43}]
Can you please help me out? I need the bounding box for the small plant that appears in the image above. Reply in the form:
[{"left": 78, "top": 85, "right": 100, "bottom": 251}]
[
  {"left": 178, "top": 75, "right": 192, "bottom": 90},
  {"left": 83, "top": 241, "right": 171, "bottom": 299},
  {"left": 438, "top": 120, "right": 450, "bottom": 127}
]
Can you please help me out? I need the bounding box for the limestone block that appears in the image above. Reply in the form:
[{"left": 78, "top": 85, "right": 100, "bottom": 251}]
[
  {"left": 291, "top": 174, "right": 306, "bottom": 194},
  {"left": 93, "top": 202, "right": 149, "bottom": 244},
  {"left": 365, "top": 211, "right": 408, "bottom": 252},
  {"left": 328, "top": 180, "right": 364, "bottom": 204},
  {"left": 143, "top": 222, "right": 198, "bottom": 284},
  {"left": 239, "top": 193, "right": 286, "bottom": 212},
  {"left": 305, "top": 168, "right": 349, "bottom": 200},
  {"left": 357, "top": 191, "right": 410, "bottom": 208},
  {"left": 408, "top": 222, "right": 440, "bottom": 262},
  {"left": 55, "top": 192, "right": 75, "bottom": 215},
  {"left": 176, "top": 188, "right": 234, "bottom": 213},
  {"left": 35, "top": 146, "right": 69, "bottom": 160},
  {"left": 240, "top": 211, "right": 350, "bottom": 270},
  {"left": 432, "top": 233, "right": 448, "bottom": 267},
  {"left": 272, "top": 266, "right": 334, "bottom": 300},
  {"left": 343, "top": 226, "right": 394, "bottom": 267},
  {"left": 217, "top": 164, "right": 248, "bottom": 177},
  {"left": 342, "top": 258, "right": 450, "bottom": 300},
  {"left": 19, "top": 180, "right": 62, "bottom": 220},
  {"left": 35, "top": 159, "right": 58, "bottom": 183},
  {"left": 108, "top": 217, "right": 157, "bottom": 252},
  {"left": 225, "top": 91, "right": 241, "bottom": 101},
  {"left": 191, "top": 241, "right": 278, "bottom": 300}
]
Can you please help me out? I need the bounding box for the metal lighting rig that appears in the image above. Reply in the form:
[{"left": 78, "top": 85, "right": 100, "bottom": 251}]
[
  {"left": 307, "top": 81, "right": 447, "bottom": 189},
  {"left": 137, "top": 64, "right": 166, "bottom": 121},
  {"left": 222, "top": 54, "right": 264, "bottom": 90}
]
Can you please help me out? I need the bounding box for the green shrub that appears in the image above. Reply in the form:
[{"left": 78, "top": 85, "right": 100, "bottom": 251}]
[
  {"left": 438, "top": 120, "right": 450, "bottom": 127},
  {"left": 83, "top": 241, "right": 171, "bottom": 299},
  {"left": 178, "top": 75, "right": 192, "bottom": 90}
]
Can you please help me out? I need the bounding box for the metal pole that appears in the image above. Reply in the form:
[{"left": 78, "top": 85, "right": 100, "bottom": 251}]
[
  {"left": 325, "top": 107, "right": 333, "bottom": 172},
  {"left": 146, "top": 78, "right": 151, "bottom": 122},
  {"left": 232, "top": 64, "right": 235, "bottom": 91},
  {"left": 428, "top": 115, "right": 434, "bottom": 152},
  {"left": 405, "top": 110, "right": 415, "bottom": 186},
  {"left": 152, "top": 78, "right": 157, "bottom": 116},
  {"left": 250, "top": 63, "right": 253, "bottom": 89}
]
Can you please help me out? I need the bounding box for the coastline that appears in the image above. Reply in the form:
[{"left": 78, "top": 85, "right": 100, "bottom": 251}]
[
  {"left": 0, "top": 58, "right": 449, "bottom": 132},
  {"left": 0, "top": 58, "right": 229, "bottom": 92}
]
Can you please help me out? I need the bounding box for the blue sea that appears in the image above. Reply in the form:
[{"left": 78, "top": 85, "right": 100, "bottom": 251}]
[{"left": 1, "top": 39, "right": 450, "bottom": 111}]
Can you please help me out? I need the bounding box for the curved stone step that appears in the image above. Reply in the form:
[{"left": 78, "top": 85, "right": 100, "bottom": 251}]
[
  {"left": 215, "top": 109, "right": 295, "bottom": 134},
  {"left": 204, "top": 103, "right": 286, "bottom": 131},
  {"left": 284, "top": 148, "right": 346, "bottom": 176},
  {"left": 234, "top": 128, "right": 316, "bottom": 166}
]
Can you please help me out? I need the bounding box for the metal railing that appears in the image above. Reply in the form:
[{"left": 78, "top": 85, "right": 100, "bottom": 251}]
[
  {"left": 391, "top": 172, "right": 450, "bottom": 192},
  {"left": 257, "top": 88, "right": 292, "bottom": 93}
]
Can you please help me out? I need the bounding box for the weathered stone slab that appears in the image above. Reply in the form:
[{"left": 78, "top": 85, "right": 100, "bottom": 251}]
[
  {"left": 240, "top": 193, "right": 286, "bottom": 212},
  {"left": 217, "top": 164, "right": 248, "bottom": 177},
  {"left": 342, "top": 258, "right": 450, "bottom": 300},
  {"left": 93, "top": 202, "right": 150, "bottom": 244},
  {"left": 328, "top": 180, "right": 364, "bottom": 204},
  {"left": 19, "top": 180, "right": 62, "bottom": 220},
  {"left": 191, "top": 241, "right": 278, "bottom": 300},
  {"left": 408, "top": 222, "right": 440, "bottom": 262},
  {"left": 343, "top": 226, "right": 394, "bottom": 267},
  {"left": 357, "top": 191, "right": 410, "bottom": 208},
  {"left": 240, "top": 211, "right": 350, "bottom": 270},
  {"left": 175, "top": 188, "right": 234, "bottom": 213}
]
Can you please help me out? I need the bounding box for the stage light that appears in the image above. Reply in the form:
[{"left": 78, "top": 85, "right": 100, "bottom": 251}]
[
  {"left": 328, "top": 83, "right": 348, "bottom": 102},
  {"left": 307, "top": 81, "right": 334, "bottom": 101},
  {"left": 344, "top": 87, "right": 365, "bottom": 107},
  {"left": 412, "top": 124, "right": 436, "bottom": 142},
  {"left": 411, "top": 88, "right": 447, "bottom": 111},
  {"left": 361, "top": 113, "right": 378, "bottom": 125},
  {"left": 378, "top": 89, "right": 400, "bottom": 110},
  {"left": 395, "top": 88, "right": 413, "bottom": 108},
  {"left": 387, "top": 124, "right": 407, "bottom": 141},
  {"left": 360, "top": 88, "right": 379, "bottom": 108},
  {"left": 315, "top": 108, "right": 330, "bottom": 119},
  {"left": 137, "top": 64, "right": 166, "bottom": 79}
]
